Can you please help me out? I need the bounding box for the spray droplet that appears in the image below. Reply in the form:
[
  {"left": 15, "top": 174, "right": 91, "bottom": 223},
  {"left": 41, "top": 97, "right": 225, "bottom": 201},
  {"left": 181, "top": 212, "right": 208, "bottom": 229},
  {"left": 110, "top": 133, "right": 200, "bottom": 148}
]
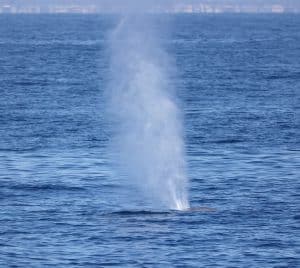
[{"left": 108, "top": 15, "right": 189, "bottom": 211}]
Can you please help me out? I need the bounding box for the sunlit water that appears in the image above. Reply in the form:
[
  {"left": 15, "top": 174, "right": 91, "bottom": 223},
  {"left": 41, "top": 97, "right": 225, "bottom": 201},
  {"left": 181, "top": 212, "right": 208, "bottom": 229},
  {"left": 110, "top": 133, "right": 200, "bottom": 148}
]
[{"left": 0, "top": 14, "right": 299, "bottom": 267}]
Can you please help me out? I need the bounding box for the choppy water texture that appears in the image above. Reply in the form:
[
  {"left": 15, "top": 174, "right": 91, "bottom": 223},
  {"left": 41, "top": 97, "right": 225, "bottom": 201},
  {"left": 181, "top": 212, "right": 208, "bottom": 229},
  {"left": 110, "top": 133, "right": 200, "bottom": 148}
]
[{"left": 0, "top": 14, "right": 299, "bottom": 267}]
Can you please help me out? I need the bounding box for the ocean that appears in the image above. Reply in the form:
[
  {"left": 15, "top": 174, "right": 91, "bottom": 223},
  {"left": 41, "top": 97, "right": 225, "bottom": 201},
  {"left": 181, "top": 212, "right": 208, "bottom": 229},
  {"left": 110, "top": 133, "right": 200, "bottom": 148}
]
[{"left": 0, "top": 14, "right": 299, "bottom": 267}]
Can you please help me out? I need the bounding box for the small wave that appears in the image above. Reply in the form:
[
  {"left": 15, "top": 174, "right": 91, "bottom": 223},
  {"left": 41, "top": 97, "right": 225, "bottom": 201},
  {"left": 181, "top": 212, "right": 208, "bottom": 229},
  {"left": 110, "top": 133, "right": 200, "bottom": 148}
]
[
  {"left": 182, "top": 207, "right": 217, "bottom": 213},
  {"left": 265, "top": 73, "right": 300, "bottom": 80},
  {"left": 293, "top": 215, "right": 300, "bottom": 220},
  {"left": 0, "top": 39, "right": 105, "bottom": 46},
  {"left": 214, "top": 139, "right": 244, "bottom": 144},
  {"left": 9, "top": 183, "right": 86, "bottom": 192},
  {"left": 13, "top": 81, "right": 49, "bottom": 86},
  {"left": 0, "top": 147, "right": 42, "bottom": 153}
]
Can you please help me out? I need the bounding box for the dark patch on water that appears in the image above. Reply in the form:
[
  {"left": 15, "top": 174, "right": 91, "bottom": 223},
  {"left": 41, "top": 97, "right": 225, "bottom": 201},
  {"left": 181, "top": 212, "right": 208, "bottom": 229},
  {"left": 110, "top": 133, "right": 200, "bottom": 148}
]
[{"left": 110, "top": 210, "right": 172, "bottom": 216}]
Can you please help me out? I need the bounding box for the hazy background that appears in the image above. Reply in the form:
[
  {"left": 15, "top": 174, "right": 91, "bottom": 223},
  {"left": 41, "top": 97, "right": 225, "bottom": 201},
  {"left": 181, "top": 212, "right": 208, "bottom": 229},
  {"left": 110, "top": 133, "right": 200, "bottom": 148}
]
[
  {"left": 1, "top": 0, "right": 300, "bottom": 13},
  {"left": 1, "top": 0, "right": 300, "bottom": 4}
]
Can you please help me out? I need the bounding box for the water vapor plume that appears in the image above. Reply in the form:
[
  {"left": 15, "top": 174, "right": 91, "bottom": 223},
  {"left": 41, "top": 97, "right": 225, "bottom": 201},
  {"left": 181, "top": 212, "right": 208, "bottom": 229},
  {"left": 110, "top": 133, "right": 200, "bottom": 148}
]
[{"left": 107, "top": 13, "right": 189, "bottom": 210}]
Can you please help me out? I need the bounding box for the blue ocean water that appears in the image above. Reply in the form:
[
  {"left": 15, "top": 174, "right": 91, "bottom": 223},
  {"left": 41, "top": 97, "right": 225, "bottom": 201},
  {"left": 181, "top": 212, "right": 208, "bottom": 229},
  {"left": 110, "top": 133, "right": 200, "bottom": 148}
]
[{"left": 0, "top": 14, "right": 299, "bottom": 267}]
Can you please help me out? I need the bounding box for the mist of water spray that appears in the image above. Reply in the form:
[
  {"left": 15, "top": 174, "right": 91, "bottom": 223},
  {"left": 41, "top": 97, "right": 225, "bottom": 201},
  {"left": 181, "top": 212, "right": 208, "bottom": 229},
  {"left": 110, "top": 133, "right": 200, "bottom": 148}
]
[{"left": 108, "top": 15, "right": 189, "bottom": 210}]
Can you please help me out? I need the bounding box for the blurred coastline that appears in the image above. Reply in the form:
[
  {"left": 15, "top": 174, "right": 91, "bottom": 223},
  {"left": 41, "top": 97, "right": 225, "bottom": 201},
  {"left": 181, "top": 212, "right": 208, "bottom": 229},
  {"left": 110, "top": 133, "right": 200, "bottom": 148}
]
[{"left": 1, "top": 0, "right": 300, "bottom": 14}]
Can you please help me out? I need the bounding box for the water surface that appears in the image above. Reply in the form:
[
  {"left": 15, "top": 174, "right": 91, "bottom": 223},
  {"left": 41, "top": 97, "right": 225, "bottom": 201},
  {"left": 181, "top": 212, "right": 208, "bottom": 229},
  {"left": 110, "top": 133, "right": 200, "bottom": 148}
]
[{"left": 0, "top": 14, "right": 299, "bottom": 267}]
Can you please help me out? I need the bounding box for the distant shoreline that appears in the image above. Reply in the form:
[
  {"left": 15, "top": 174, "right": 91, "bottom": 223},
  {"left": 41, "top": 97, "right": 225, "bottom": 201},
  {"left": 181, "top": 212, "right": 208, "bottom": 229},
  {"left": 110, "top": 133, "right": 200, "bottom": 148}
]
[{"left": 0, "top": 12, "right": 300, "bottom": 15}]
